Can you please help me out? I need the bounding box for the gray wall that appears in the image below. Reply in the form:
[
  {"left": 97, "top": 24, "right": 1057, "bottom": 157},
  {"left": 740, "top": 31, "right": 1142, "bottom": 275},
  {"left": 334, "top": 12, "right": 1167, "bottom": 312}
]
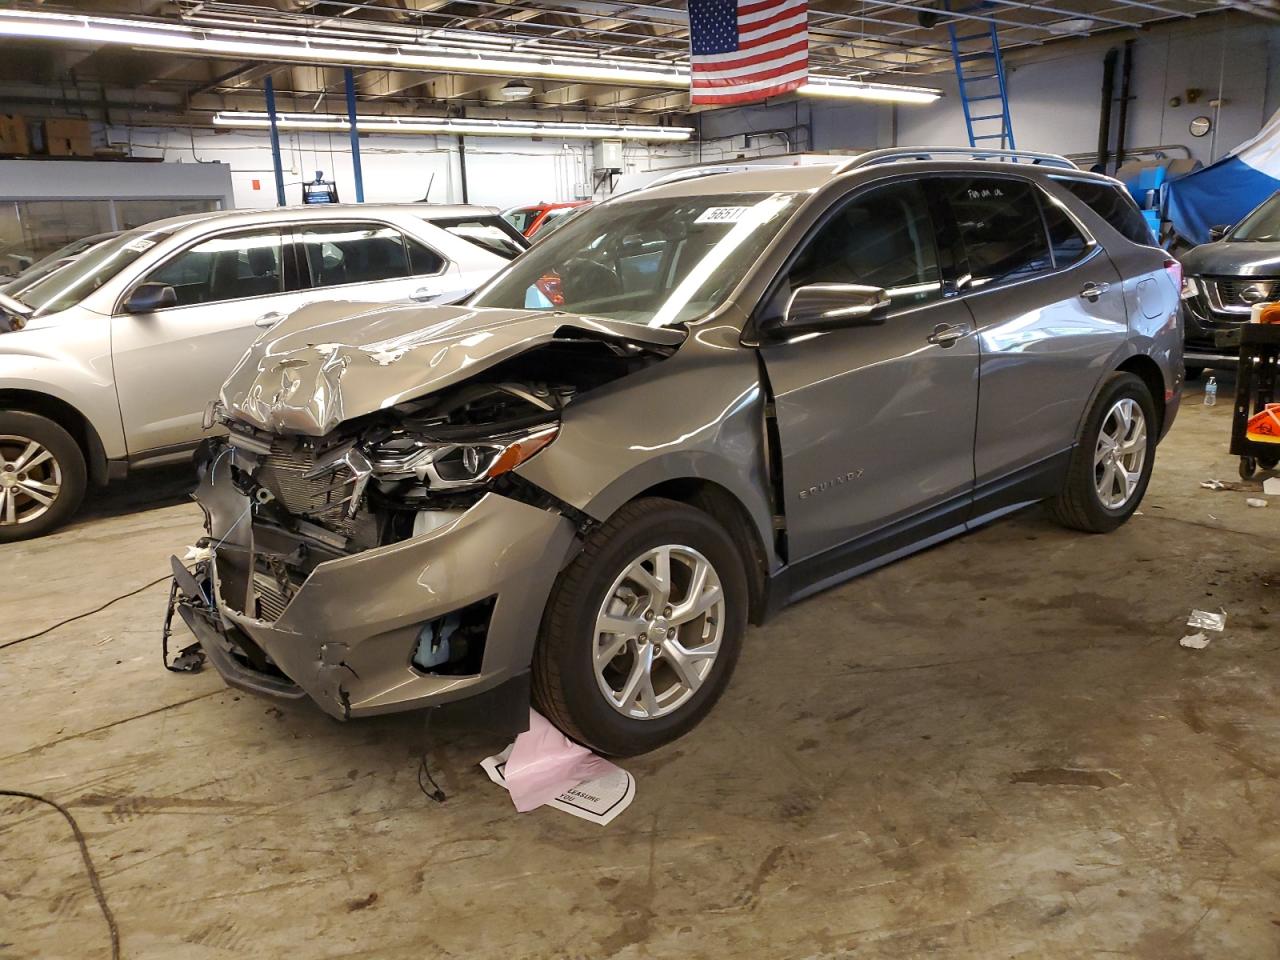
[{"left": 698, "top": 12, "right": 1280, "bottom": 168}]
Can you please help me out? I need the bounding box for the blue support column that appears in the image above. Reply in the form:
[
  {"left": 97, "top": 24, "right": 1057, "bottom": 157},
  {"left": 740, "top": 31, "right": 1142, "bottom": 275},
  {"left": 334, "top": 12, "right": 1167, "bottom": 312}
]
[
  {"left": 344, "top": 67, "right": 365, "bottom": 203},
  {"left": 264, "top": 75, "right": 287, "bottom": 207}
]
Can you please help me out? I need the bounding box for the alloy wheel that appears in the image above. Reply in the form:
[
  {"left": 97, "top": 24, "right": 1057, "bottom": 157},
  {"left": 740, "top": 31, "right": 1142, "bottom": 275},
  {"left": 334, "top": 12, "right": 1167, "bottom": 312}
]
[
  {"left": 592, "top": 544, "right": 725, "bottom": 720},
  {"left": 0, "top": 435, "right": 63, "bottom": 527},
  {"left": 1093, "top": 398, "right": 1147, "bottom": 509}
]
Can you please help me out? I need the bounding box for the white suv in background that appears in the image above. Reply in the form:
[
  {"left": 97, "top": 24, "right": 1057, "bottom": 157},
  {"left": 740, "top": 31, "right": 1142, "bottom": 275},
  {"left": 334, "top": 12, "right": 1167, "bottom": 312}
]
[{"left": 0, "top": 203, "right": 528, "bottom": 540}]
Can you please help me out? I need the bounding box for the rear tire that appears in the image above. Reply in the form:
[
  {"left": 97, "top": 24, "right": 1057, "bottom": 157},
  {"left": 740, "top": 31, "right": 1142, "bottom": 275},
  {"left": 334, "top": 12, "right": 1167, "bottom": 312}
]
[
  {"left": 532, "top": 497, "right": 748, "bottom": 756},
  {"left": 0, "top": 411, "right": 87, "bottom": 542},
  {"left": 1048, "top": 372, "right": 1156, "bottom": 534}
]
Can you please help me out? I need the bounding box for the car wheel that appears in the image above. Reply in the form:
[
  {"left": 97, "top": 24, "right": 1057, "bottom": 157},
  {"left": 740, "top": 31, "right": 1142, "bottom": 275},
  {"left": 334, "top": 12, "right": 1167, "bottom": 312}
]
[
  {"left": 1184, "top": 365, "right": 1204, "bottom": 382},
  {"left": 0, "top": 412, "right": 87, "bottom": 542},
  {"left": 1048, "top": 372, "right": 1156, "bottom": 534},
  {"left": 532, "top": 497, "right": 748, "bottom": 756}
]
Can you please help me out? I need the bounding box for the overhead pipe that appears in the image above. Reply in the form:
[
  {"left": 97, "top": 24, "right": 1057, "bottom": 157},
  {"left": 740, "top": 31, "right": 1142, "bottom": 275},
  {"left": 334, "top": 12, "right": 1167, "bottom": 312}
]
[
  {"left": 1114, "top": 38, "right": 1134, "bottom": 169},
  {"left": 1096, "top": 47, "right": 1117, "bottom": 173}
]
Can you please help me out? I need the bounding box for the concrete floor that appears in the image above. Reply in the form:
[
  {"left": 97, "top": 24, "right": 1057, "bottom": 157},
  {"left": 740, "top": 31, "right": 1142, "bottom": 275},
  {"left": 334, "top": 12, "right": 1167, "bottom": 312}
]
[{"left": 2, "top": 382, "right": 1279, "bottom": 960}]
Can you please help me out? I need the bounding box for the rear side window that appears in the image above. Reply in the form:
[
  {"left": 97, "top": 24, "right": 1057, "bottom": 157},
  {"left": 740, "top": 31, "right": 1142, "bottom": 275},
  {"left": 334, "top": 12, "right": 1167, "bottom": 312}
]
[
  {"left": 1040, "top": 195, "right": 1091, "bottom": 268},
  {"left": 299, "top": 223, "right": 410, "bottom": 288},
  {"left": 1053, "top": 178, "right": 1155, "bottom": 246},
  {"left": 941, "top": 177, "right": 1052, "bottom": 288},
  {"left": 787, "top": 180, "right": 943, "bottom": 311},
  {"left": 429, "top": 216, "right": 527, "bottom": 260}
]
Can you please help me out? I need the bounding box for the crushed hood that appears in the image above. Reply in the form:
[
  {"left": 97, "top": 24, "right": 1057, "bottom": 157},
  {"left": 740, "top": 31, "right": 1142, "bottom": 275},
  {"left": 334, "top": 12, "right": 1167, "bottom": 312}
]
[{"left": 220, "top": 299, "right": 686, "bottom": 436}]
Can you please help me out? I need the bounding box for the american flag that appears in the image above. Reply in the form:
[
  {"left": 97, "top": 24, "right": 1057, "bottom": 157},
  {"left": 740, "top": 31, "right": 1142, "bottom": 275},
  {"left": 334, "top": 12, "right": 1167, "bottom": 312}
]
[{"left": 689, "top": 0, "right": 809, "bottom": 106}]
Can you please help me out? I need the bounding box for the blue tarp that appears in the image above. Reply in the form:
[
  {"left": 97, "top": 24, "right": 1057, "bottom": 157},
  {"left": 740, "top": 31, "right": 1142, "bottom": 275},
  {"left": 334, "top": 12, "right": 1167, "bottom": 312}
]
[{"left": 1166, "top": 109, "right": 1280, "bottom": 246}]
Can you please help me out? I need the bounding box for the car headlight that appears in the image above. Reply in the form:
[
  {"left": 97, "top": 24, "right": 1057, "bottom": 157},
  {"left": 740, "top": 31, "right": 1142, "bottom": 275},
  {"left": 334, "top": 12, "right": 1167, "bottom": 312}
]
[{"left": 368, "top": 424, "right": 558, "bottom": 490}]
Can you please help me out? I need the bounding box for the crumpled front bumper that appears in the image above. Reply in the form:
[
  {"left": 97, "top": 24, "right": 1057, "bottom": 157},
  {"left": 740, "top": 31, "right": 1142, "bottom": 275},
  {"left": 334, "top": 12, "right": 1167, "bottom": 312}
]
[{"left": 178, "top": 479, "right": 577, "bottom": 720}]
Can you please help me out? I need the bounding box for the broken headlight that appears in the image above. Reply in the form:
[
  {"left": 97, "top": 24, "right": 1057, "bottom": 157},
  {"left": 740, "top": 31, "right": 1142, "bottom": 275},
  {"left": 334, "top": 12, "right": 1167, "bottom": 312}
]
[{"left": 367, "top": 424, "right": 558, "bottom": 491}]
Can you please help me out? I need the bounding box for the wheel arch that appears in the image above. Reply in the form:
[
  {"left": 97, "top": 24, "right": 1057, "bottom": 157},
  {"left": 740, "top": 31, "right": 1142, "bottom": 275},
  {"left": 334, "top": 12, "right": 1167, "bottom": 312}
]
[
  {"left": 620, "top": 477, "right": 772, "bottom": 626},
  {"left": 0, "top": 389, "right": 109, "bottom": 485},
  {"left": 1114, "top": 353, "right": 1168, "bottom": 434}
]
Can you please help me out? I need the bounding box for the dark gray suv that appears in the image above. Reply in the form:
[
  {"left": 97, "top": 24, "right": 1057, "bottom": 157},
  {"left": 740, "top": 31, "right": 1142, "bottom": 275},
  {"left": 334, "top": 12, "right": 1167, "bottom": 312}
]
[{"left": 173, "top": 148, "right": 1183, "bottom": 755}]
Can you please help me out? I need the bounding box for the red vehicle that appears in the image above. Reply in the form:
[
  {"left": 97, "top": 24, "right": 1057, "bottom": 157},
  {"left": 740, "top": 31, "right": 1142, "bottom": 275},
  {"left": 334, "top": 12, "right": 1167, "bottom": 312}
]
[{"left": 502, "top": 200, "right": 591, "bottom": 239}]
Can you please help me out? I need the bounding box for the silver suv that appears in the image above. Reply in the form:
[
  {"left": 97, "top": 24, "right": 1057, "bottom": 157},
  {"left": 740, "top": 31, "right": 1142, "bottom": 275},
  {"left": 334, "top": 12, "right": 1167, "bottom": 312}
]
[
  {"left": 173, "top": 149, "right": 1182, "bottom": 755},
  {"left": 0, "top": 204, "right": 526, "bottom": 540}
]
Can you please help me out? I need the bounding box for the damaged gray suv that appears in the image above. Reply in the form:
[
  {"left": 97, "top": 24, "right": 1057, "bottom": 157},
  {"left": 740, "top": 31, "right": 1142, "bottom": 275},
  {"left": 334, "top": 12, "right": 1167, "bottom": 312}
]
[{"left": 173, "top": 148, "right": 1182, "bottom": 755}]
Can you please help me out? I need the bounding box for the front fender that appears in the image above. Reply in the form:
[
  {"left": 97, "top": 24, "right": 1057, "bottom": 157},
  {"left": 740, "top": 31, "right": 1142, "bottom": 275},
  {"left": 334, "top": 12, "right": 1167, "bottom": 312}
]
[
  {"left": 514, "top": 319, "right": 780, "bottom": 572},
  {"left": 0, "top": 319, "right": 126, "bottom": 459}
]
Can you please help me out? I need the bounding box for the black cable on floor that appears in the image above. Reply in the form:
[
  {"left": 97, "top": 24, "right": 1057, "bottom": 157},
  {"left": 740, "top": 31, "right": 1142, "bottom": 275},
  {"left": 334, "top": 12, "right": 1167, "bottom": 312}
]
[
  {"left": 0, "top": 575, "right": 171, "bottom": 650},
  {"left": 0, "top": 789, "right": 120, "bottom": 960},
  {"left": 417, "top": 709, "right": 447, "bottom": 804}
]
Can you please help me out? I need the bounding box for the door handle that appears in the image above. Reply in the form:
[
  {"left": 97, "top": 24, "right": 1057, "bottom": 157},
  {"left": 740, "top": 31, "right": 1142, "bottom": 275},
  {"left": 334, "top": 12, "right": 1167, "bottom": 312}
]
[
  {"left": 927, "top": 322, "right": 968, "bottom": 347},
  {"left": 255, "top": 311, "right": 284, "bottom": 328},
  {"left": 1079, "top": 281, "right": 1112, "bottom": 302},
  {"left": 410, "top": 287, "right": 440, "bottom": 303}
]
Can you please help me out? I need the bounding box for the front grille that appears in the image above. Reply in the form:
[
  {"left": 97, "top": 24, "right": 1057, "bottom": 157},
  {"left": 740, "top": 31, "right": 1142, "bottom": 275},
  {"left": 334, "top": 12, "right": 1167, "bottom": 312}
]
[
  {"left": 258, "top": 440, "right": 360, "bottom": 538},
  {"left": 1207, "top": 277, "right": 1279, "bottom": 313},
  {"left": 253, "top": 572, "right": 291, "bottom": 622}
]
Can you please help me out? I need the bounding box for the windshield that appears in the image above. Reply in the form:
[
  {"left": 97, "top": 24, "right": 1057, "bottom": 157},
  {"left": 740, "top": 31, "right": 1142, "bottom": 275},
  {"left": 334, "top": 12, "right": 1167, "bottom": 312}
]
[
  {"left": 17, "top": 228, "right": 172, "bottom": 316},
  {"left": 1, "top": 234, "right": 115, "bottom": 298},
  {"left": 1231, "top": 191, "right": 1280, "bottom": 242},
  {"left": 472, "top": 192, "right": 800, "bottom": 327}
]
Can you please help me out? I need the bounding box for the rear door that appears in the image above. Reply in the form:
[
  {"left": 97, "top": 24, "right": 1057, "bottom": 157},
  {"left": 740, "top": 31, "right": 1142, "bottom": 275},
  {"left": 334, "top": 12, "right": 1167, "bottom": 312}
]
[
  {"left": 294, "top": 220, "right": 461, "bottom": 308},
  {"left": 757, "top": 178, "right": 980, "bottom": 562},
  {"left": 111, "top": 226, "right": 310, "bottom": 455},
  {"left": 935, "top": 175, "right": 1128, "bottom": 496}
]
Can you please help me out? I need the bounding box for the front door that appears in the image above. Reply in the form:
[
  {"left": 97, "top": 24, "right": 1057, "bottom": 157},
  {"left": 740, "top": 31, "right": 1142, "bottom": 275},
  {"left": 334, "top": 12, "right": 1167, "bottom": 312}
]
[
  {"left": 111, "top": 227, "right": 310, "bottom": 455},
  {"left": 757, "top": 179, "right": 980, "bottom": 563}
]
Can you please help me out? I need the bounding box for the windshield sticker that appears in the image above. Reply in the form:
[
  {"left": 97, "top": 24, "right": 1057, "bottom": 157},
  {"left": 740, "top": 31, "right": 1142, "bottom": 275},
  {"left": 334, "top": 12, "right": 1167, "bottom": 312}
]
[
  {"left": 694, "top": 206, "right": 752, "bottom": 225},
  {"left": 124, "top": 237, "right": 158, "bottom": 253}
]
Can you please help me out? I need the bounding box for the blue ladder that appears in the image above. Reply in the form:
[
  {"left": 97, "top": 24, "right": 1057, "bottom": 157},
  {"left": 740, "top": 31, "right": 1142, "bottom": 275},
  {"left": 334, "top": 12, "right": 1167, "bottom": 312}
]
[{"left": 944, "top": 0, "right": 1015, "bottom": 149}]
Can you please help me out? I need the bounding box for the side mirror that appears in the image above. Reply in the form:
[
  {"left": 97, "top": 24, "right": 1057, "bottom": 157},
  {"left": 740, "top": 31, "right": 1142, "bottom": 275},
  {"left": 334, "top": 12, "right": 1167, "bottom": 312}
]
[
  {"left": 1208, "top": 224, "right": 1231, "bottom": 242},
  {"left": 763, "top": 283, "right": 891, "bottom": 336},
  {"left": 124, "top": 282, "right": 177, "bottom": 314}
]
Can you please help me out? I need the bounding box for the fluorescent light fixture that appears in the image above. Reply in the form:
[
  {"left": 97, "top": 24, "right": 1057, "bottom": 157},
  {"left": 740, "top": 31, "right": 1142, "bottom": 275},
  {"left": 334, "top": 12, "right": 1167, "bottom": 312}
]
[
  {"left": 798, "top": 76, "right": 941, "bottom": 103},
  {"left": 0, "top": 9, "right": 943, "bottom": 105},
  {"left": 213, "top": 111, "right": 694, "bottom": 141}
]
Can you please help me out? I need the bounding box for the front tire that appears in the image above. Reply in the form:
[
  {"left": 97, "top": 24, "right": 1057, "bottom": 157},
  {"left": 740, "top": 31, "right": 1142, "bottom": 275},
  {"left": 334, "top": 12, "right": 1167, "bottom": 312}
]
[
  {"left": 1048, "top": 372, "right": 1156, "bottom": 534},
  {"left": 532, "top": 497, "right": 748, "bottom": 756},
  {"left": 0, "top": 412, "right": 87, "bottom": 542}
]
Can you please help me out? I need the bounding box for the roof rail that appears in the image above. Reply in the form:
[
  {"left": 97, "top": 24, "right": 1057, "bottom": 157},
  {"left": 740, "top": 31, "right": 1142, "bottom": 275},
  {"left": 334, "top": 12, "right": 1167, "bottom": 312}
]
[{"left": 835, "top": 147, "right": 1077, "bottom": 174}]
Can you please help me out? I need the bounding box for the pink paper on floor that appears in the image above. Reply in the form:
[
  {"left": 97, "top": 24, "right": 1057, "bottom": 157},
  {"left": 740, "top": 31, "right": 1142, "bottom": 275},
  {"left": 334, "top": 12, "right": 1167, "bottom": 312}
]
[{"left": 501, "top": 709, "right": 621, "bottom": 812}]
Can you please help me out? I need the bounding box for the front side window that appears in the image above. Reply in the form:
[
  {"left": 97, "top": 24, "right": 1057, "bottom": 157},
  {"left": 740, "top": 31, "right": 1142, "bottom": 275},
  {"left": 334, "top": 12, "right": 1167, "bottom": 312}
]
[
  {"left": 299, "top": 223, "right": 411, "bottom": 288},
  {"left": 145, "top": 229, "right": 284, "bottom": 307},
  {"left": 472, "top": 191, "right": 801, "bottom": 327},
  {"left": 787, "top": 180, "right": 942, "bottom": 310},
  {"left": 502, "top": 207, "right": 541, "bottom": 235},
  {"left": 943, "top": 177, "right": 1053, "bottom": 288}
]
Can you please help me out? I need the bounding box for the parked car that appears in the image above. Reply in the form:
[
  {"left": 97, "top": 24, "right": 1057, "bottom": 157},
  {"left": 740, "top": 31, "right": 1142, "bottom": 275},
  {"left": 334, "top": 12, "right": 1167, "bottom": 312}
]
[
  {"left": 174, "top": 150, "right": 1181, "bottom": 755},
  {"left": 1180, "top": 189, "right": 1280, "bottom": 378},
  {"left": 1, "top": 231, "right": 121, "bottom": 299},
  {"left": 502, "top": 200, "right": 591, "bottom": 239},
  {"left": 529, "top": 203, "right": 593, "bottom": 243},
  {"left": 0, "top": 203, "right": 525, "bottom": 541}
]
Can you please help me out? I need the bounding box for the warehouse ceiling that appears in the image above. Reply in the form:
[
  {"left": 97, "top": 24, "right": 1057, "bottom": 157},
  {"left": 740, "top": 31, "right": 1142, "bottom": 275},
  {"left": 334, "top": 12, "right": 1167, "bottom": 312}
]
[{"left": 0, "top": 0, "right": 1256, "bottom": 122}]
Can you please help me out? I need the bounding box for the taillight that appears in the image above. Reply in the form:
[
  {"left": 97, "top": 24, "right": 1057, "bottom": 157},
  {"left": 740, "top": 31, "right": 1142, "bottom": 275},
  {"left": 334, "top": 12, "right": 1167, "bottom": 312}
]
[{"left": 1164, "top": 257, "right": 1185, "bottom": 295}]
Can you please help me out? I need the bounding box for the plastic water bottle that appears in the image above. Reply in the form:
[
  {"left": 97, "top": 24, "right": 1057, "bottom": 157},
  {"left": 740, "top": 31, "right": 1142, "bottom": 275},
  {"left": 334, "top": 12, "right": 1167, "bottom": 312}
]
[{"left": 1204, "top": 376, "right": 1218, "bottom": 407}]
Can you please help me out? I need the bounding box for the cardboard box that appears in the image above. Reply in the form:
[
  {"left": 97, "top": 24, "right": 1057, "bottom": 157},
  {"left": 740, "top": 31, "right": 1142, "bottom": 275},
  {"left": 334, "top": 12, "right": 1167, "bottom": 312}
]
[
  {"left": 0, "top": 114, "right": 29, "bottom": 156},
  {"left": 44, "top": 118, "right": 93, "bottom": 157}
]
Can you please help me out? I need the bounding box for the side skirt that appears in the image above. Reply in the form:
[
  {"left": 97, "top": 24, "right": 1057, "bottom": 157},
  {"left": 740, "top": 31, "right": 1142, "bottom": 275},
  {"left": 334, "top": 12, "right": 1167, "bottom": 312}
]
[{"left": 763, "top": 450, "right": 1071, "bottom": 616}]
